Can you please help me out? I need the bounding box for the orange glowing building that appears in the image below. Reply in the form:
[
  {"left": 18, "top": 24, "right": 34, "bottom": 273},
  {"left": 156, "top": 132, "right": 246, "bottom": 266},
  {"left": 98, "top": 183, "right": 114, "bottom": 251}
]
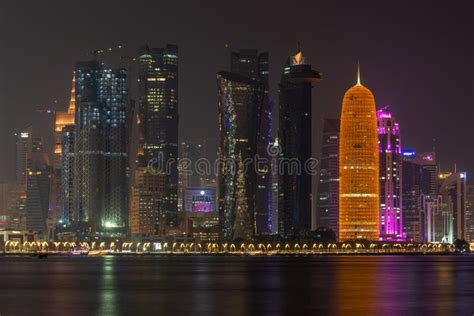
[
  {"left": 54, "top": 73, "right": 76, "bottom": 168},
  {"left": 50, "top": 73, "right": 76, "bottom": 228},
  {"left": 338, "top": 67, "right": 379, "bottom": 241}
]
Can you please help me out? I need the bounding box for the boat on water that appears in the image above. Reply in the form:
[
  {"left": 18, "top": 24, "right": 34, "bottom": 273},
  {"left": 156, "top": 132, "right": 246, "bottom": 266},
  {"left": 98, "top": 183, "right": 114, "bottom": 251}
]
[
  {"left": 32, "top": 252, "right": 48, "bottom": 259},
  {"left": 88, "top": 250, "right": 106, "bottom": 256},
  {"left": 69, "top": 248, "right": 89, "bottom": 256}
]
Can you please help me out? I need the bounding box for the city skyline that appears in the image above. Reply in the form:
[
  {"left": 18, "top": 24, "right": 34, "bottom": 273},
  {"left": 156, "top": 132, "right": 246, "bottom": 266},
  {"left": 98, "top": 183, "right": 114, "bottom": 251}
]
[
  {"left": 0, "top": 3, "right": 473, "bottom": 315},
  {"left": 1, "top": 45, "right": 471, "bottom": 244},
  {"left": 1, "top": 1, "right": 472, "bottom": 182}
]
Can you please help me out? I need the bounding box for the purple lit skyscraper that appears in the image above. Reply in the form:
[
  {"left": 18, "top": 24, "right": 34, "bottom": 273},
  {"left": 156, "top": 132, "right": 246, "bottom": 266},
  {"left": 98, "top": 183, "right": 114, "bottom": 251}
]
[{"left": 377, "top": 108, "right": 404, "bottom": 240}]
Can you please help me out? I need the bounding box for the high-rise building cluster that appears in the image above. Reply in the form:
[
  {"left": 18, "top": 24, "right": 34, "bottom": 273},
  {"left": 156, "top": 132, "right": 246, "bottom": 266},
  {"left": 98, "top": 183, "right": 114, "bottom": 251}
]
[{"left": 2, "top": 44, "right": 472, "bottom": 245}]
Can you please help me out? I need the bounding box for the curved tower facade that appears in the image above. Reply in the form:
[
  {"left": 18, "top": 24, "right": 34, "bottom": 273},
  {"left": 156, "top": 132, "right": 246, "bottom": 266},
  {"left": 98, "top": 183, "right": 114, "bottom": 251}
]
[
  {"left": 217, "top": 71, "right": 264, "bottom": 241},
  {"left": 339, "top": 74, "right": 379, "bottom": 241}
]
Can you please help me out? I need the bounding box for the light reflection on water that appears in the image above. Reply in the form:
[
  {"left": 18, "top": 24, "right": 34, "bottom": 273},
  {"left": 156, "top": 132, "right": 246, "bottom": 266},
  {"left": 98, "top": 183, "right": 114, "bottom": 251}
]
[
  {"left": 0, "top": 255, "right": 473, "bottom": 315},
  {"left": 98, "top": 256, "right": 118, "bottom": 316}
]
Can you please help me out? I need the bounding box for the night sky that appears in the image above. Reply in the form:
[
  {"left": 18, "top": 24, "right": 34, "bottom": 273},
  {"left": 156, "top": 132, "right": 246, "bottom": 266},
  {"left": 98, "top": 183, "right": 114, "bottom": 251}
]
[{"left": 0, "top": 0, "right": 472, "bottom": 182}]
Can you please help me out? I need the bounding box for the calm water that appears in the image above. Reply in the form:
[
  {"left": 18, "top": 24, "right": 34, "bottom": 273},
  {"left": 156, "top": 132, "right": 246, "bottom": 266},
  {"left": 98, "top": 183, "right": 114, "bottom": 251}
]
[{"left": 0, "top": 255, "right": 473, "bottom": 315}]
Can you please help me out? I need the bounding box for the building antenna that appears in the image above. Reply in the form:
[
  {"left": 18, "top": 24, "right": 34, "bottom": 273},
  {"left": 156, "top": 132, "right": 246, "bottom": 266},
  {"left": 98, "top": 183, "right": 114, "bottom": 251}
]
[{"left": 357, "top": 61, "right": 361, "bottom": 85}]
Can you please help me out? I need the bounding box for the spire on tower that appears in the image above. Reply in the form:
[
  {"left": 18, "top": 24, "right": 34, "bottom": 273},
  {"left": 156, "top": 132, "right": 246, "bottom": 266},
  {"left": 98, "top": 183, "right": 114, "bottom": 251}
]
[
  {"left": 67, "top": 72, "right": 76, "bottom": 114},
  {"left": 357, "top": 61, "right": 361, "bottom": 86}
]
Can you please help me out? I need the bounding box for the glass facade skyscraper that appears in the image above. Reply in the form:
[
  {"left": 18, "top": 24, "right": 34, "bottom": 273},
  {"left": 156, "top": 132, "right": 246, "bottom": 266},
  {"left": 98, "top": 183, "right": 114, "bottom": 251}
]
[
  {"left": 60, "top": 125, "right": 75, "bottom": 227},
  {"left": 278, "top": 51, "right": 321, "bottom": 239},
  {"left": 440, "top": 172, "right": 467, "bottom": 242},
  {"left": 401, "top": 150, "right": 431, "bottom": 242},
  {"left": 465, "top": 184, "right": 474, "bottom": 242},
  {"left": 217, "top": 71, "right": 264, "bottom": 241},
  {"left": 137, "top": 44, "right": 179, "bottom": 229},
  {"left": 71, "top": 61, "right": 129, "bottom": 237},
  {"left": 100, "top": 68, "right": 129, "bottom": 232},
  {"left": 73, "top": 61, "right": 102, "bottom": 231},
  {"left": 230, "top": 49, "right": 272, "bottom": 235}
]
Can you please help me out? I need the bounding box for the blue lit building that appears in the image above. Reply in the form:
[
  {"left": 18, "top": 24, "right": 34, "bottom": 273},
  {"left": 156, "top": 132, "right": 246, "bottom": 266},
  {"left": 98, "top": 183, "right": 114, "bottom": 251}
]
[{"left": 70, "top": 61, "right": 129, "bottom": 237}]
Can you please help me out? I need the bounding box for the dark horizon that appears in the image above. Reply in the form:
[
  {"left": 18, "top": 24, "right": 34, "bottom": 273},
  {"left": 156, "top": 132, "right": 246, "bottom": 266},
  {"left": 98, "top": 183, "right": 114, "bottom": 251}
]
[{"left": 1, "top": 0, "right": 473, "bottom": 182}]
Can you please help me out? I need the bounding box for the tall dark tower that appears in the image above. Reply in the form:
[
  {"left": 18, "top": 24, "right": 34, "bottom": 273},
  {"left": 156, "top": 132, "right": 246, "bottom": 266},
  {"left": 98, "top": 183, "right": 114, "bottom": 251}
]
[
  {"left": 25, "top": 153, "right": 51, "bottom": 238},
  {"left": 278, "top": 50, "right": 321, "bottom": 239},
  {"left": 137, "top": 44, "right": 179, "bottom": 229},
  {"left": 230, "top": 49, "right": 272, "bottom": 235},
  {"left": 217, "top": 71, "right": 264, "bottom": 241}
]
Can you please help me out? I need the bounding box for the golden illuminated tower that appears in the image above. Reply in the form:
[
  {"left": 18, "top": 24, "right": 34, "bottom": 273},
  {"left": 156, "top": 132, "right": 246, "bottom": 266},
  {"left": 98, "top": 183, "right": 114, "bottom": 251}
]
[
  {"left": 51, "top": 72, "right": 76, "bottom": 228},
  {"left": 339, "top": 66, "right": 379, "bottom": 241},
  {"left": 54, "top": 72, "right": 76, "bottom": 167}
]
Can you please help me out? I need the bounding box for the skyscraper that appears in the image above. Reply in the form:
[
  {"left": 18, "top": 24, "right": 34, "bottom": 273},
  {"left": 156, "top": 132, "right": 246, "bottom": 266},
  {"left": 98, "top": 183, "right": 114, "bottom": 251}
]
[
  {"left": 100, "top": 68, "right": 129, "bottom": 233},
  {"left": 465, "top": 184, "right": 474, "bottom": 242},
  {"left": 339, "top": 69, "right": 379, "bottom": 241},
  {"left": 230, "top": 49, "right": 272, "bottom": 235},
  {"left": 25, "top": 153, "right": 52, "bottom": 237},
  {"left": 419, "top": 194, "right": 444, "bottom": 243},
  {"left": 137, "top": 44, "right": 179, "bottom": 229},
  {"left": 377, "top": 108, "right": 403, "bottom": 240},
  {"left": 278, "top": 50, "right": 321, "bottom": 239},
  {"left": 14, "top": 125, "right": 33, "bottom": 186},
  {"left": 72, "top": 61, "right": 129, "bottom": 237},
  {"left": 73, "top": 60, "right": 102, "bottom": 232},
  {"left": 130, "top": 167, "right": 165, "bottom": 239},
  {"left": 60, "top": 125, "right": 75, "bottom": 227},
  {"left": 0, "top": 183, "right": 26, "bottom": 230},
  {"left": 217, "top": 71, "right": 264, "bottom": 241},
  {"left": 402, "top": 150, "right": 431, "bottom": 241},
  {"left": 53, "top": 73, "right": 76, "bottom": 230},
  {"left": 269, "top": 138, "right": 280, "bottom": 235},
  {"left": 54, "top": 73, "right": 76, "bottom": 168},
  {"left": 439, "top": 172, "right": 467, "bottom": 241},
  {"left": 414, "top": 152, "right": 437, "bottom": 195},
  {"left": 316, "top": 118, "right": 340, "bottom": 236}
]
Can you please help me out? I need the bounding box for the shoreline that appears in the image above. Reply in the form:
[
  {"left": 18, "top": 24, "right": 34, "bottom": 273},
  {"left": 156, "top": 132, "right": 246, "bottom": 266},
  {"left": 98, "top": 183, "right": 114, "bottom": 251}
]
[{"left": 1, "top": 252, "right": 470, "bottom": 257}]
